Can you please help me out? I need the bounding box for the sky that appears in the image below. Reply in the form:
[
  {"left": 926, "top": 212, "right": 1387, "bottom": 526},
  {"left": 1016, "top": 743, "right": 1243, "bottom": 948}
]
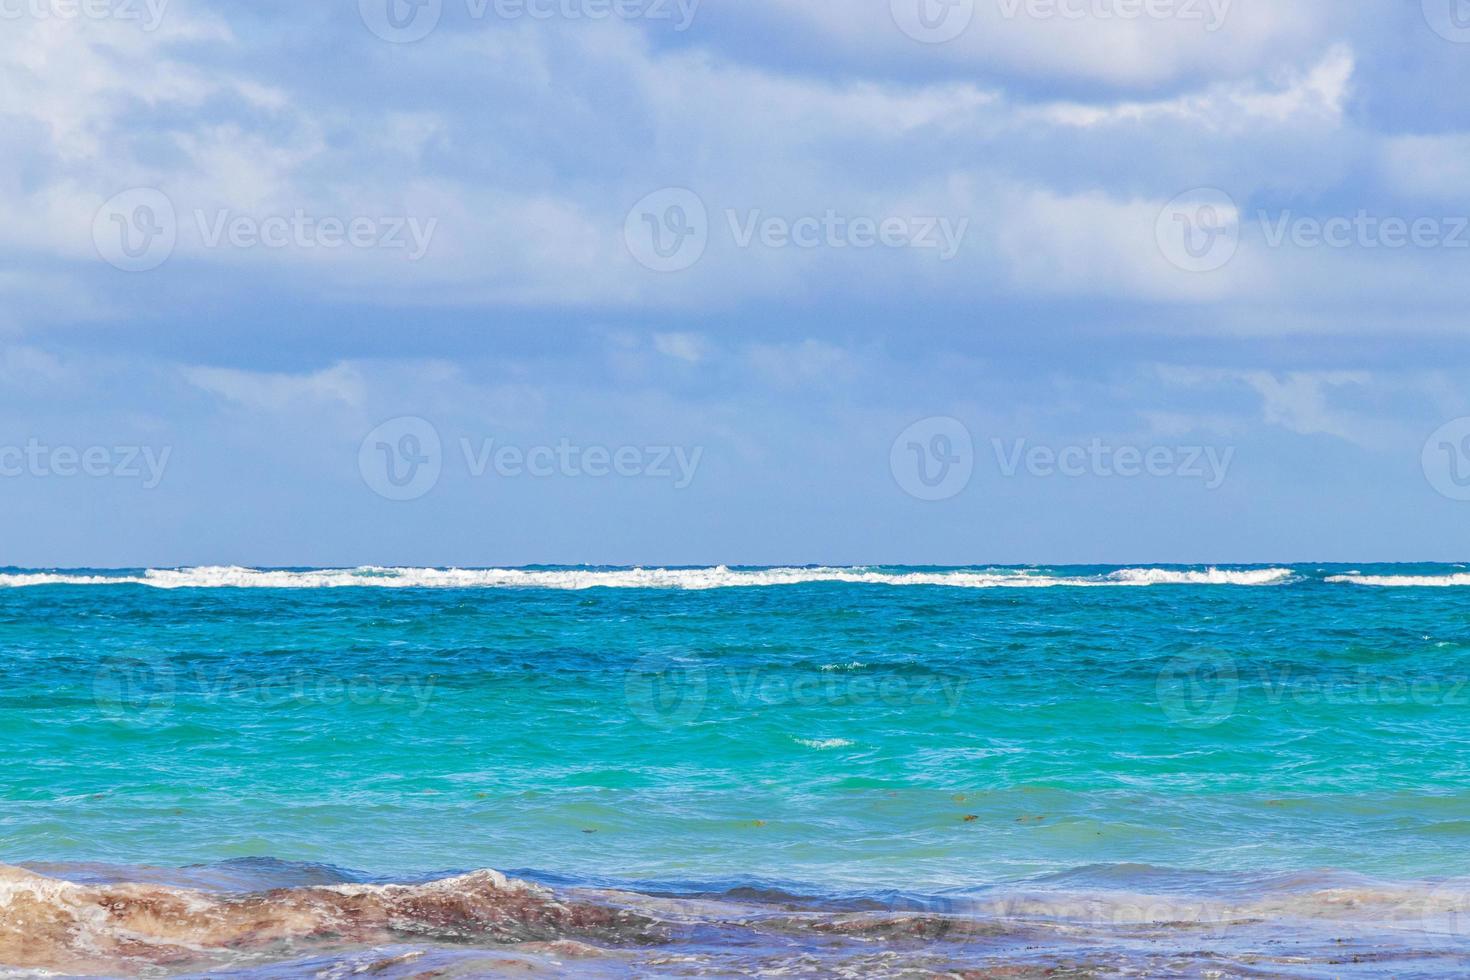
[{"left": 2, "top": 0, "right": 1470, "bottom": 567}]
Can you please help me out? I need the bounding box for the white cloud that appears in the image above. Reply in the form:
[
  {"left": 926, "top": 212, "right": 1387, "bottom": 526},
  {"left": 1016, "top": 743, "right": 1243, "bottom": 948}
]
[
  {"left": 738, "top": 0, "right": 1339, "bottom": 88},
  {"left": 745, "top": 339, "right": 862, "bottom": 389},
  {"left": 0, "top": 6, "right": 1455, "bottom": 340},
  {"left": 653, "top": 332, "right": 708, "bottom": 363},
  {"left": 1154, "top": 366, "right": 1417, "bottom": 448},
  {"left": 1241, "top": 370, "right": 1371, "bottom": 442},
  {"left": 1033, "top": 45, "right": 1353, "bottom": 129},
  {"left": 990, "top": 184, "right": 1255, "bottom": 301},
  {"left": 0, "top": 16, "right": 234, "bottom": 163},
  {"left": 182, "top": 364, "right": 367, "bottom": 412},
  {"left": 0, "top": 344, "right": 71, "bottom": 389}
]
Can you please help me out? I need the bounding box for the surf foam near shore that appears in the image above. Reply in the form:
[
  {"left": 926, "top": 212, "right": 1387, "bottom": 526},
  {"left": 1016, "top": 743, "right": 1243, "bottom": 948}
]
[
  {"left": 8, "top": 861, "right": 1470, "bottom": 977},
  {"left": 0, "top": 864, "right": 660, "bottom": 975}
]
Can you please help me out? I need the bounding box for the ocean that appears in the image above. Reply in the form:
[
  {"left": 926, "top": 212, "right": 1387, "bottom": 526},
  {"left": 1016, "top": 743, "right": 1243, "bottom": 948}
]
[{"left": 5, "top": 564, "right": 1470, "bottom": 976}]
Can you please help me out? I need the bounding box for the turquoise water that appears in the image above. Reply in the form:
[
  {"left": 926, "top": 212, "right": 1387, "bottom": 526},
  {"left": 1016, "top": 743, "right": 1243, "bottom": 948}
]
[{"left": 7, "top": 564, "right": 1470, "bottom": 975}]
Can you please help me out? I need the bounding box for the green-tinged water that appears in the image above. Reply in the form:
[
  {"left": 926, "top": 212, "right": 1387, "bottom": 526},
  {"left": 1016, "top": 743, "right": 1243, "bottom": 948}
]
[{"left": 5, "top": 563, "right": 1470, "bottom": 894}]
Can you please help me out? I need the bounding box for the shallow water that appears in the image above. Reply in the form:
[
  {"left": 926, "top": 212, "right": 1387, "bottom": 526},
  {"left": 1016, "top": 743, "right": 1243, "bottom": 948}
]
[
  {"left": 7, "top": 858, "right": 1470, "bottom": 977},
  {"left": 5, "top": 564, "right": 1470, "bottom": 975}
]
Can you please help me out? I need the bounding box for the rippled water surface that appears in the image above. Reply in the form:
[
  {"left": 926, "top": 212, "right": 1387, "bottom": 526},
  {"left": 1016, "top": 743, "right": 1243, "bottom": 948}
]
[{"left": 5, "top": 564, "right": 1470, "bottom": 975}]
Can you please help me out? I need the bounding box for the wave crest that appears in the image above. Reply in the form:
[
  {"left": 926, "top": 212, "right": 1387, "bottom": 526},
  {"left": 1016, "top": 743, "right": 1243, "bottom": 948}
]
[
  {"left": 0, "top": 565, "right": 1298, "bottom": 590},
  {"left": 1104, "top": 567, "right": 1294, "bottom": 586},
  {"left": 1327, "top": 574, "right": 1470, "bottom": 588}
]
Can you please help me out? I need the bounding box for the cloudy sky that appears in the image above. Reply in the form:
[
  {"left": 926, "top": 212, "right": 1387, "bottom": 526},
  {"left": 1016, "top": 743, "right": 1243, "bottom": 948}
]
[{"left": 2, "top": 0, "right": 1470, "bottom": 567}]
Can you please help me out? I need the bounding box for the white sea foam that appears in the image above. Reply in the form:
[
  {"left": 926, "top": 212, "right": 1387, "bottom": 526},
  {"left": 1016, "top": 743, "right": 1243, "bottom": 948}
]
[
  {"left": 0, "top": 572, "right": 136, "bottom": 587},
  {"left": 1102, "top": 567, "right": 1295, "bottom": 586},
  {"left": 794, "top": 738, "right": 854, "bottom": 750},
  {"left": 1327, "top": 574, "right": 1470, "bottom": 588},
  {"left": 0, "top": 565, "right": 1298, "bottom": 591}
]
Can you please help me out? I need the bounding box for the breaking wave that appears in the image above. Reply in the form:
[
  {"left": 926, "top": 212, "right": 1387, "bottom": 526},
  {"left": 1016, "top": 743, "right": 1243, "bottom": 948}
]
[
  {"left": 0, "top": 864, "right": 659, "bottom": 976},
  {"left": 6, "top": 861, "right": 1470, "bottom": 977},
  {"left": 1327, "top": 574, "right": 1470, "bottom": 588},
  {"left": 0, "top": 565, "right": 1299, "bottom": 590}
]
